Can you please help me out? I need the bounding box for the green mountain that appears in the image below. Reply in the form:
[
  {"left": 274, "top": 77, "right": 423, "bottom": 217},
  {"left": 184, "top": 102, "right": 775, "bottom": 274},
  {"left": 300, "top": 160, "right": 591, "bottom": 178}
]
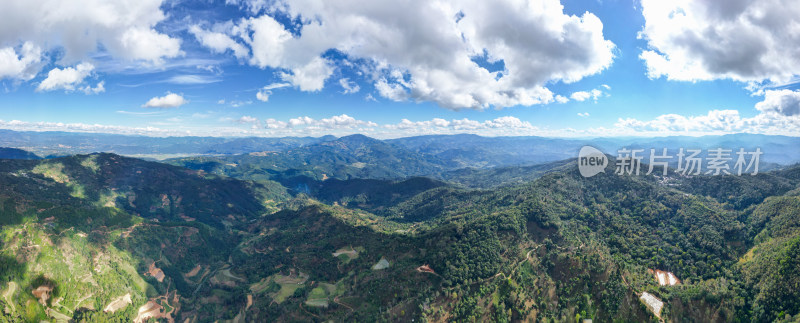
[{"left": 1, "top": 152, "right": 799, "bottom": 322}]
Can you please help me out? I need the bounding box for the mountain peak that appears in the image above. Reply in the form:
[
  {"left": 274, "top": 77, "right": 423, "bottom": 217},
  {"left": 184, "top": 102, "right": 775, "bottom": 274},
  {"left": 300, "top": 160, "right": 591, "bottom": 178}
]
[{"left": 336, "top": 134, "right": 381, "bottom": 144}]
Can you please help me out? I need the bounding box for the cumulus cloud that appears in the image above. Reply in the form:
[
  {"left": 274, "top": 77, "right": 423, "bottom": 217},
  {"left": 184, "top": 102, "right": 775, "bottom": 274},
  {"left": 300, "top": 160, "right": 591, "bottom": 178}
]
[
  {"left": 286, "top": 116, "right": 311, "bottom": 127},
  {"left": 570, "top": 87, "right": 606, "bottom": 102},
  {"left": 639, "top": 0, "right": 800, "bottom": 84},
  {"left": 316, "top": 114, "right": 378, "bottom": 129},
  {"left": 235, "top": 115, "right": 261, "bottom": 128},
  {"left": 237, "top": 115, "right": 259, "bottom": 124},
  {"left": 199, "top": 0, "right": 615, "bottom": 109},
  {"left": 0, "top": 0, "right": 182, "bottom": 68},
  {"left": 264, "top": 118, "right": 288, "bottom": 129},
  {"left": 375, "top": 78, "right": 409, "bottom": 102},
  {"left": 570, "top": 91, "right": 591, "bottom": 102},
  {"left": 142, "top": 92, "right": 188, "bottom": 108},
  {"left": 578, "top": 112, "right": 589, "bottom": 117},
  {"left": 385, "top": 116, "right": 535, "bottom": 135},
  {"left": 283, "top": 114, "right": 377, "bottom": 129},
  {"left": 239, "top": 14, "right": 292, "bottom": 68},
  {"left": 616, "top": 110, "right": 746, "bottom": 133},
  {"left": 279, "top": 57, "right": 333, "bottom": 91},
  {"left": 555, "top": 95, "right": 569, "bottom": 104},
  {"left": 36, "top": 62, "right": 96, "bottom": 92},
  {"left": 189, "top": 25, "right": 249, "bottom": 59},
  {"left": 0, "top": 42, "right": 43, "bottom": 81},
  {"left": 755, "top": 89, "right": 800, "bottom": 117},
  {"left": 223, "top": 114, "right": 543, "bottom": 137},
  {"left": 256, "top": 89, "right": 270, "bottom": 102},
  {"left": 81, "top": 81, "right": 105, "bottom": 95},
  {"left": 613, "top": 101, "right": 800, "bottom": 136},
  {"left": 339, "top": 78, "right": 360, "bottom": 94}
]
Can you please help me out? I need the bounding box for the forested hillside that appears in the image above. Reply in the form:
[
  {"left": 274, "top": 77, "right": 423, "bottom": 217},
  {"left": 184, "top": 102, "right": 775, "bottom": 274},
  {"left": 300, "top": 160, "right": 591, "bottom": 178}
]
[{"left": 1, "top": 153, "right": 799, "bottom": 322}]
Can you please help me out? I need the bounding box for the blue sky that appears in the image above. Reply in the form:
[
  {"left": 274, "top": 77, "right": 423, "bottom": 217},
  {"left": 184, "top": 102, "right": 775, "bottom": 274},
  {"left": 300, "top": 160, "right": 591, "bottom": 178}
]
[{"left": 0, "top": 0, "right": 798, "bottom": 138}]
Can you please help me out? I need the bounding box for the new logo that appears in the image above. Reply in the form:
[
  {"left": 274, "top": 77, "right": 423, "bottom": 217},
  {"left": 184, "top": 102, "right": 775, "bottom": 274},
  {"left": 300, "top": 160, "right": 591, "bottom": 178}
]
[{"left": 578, "top": 146, "right": 607, "bottom": 178}]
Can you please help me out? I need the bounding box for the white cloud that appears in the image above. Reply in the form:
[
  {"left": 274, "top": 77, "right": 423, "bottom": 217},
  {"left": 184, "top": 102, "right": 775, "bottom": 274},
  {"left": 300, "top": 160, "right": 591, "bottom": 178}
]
[
  {"left": 229, "top": 100, "right": 252, "bottom": 107},
  {"left": 374, "top": 78, "right": 409, "bottom": 102},
  {"left": 81, "top": 81, "right": 105, "bottom": 94},
  {"left": 613, "top": 105, "right": 800, "bottom": 136},
  {"left": 616, "top": 110, "right": 746, "bottom": 133},
  {"left": 384, "top": 116, "right": 535, "bottom": 135},
  {"left": 256, "top": 89, "right": 270, "bottom": 102},
  {"left": 555, "top": 95, "right": 569, "bottom": 104},
  {"left": 577, "top": 112, "right": 589, "bottom": 117},
  {"left": 0, "top": 42, "right": 43, "bottom": 81},
  {"left": 117, "top": 28, "right": 183, "bottom": 64},
  {"left": 264, "top": 118, "right": 288, "bottom": 129},
  {"left": 239, "top": 14, "right": 293, "bottom": 68},
  {"left": 279, "top": 57, "right": 333, "bottom": 91},
  {"left": 237, "top": 115, "right": 259, "bottom": 124},
  {"left": 755, "top": 89, "right": 800, "bottom": 117},
  {"left": 263, "top": 82, "right": 291, "bottom": 90},
  {"left": 235, "top": 115, "right": 261, "bottom": 129},
  {"left": 0, "top": 0, "right": 182, "bottom": 66},
  {"left": 224, "top": 0, "right": 274, "bottom": 15},
  {"left": 142, "top": 92, "right": 188, "bottom": 108},
  {"left": 198, "top": 0, "right": 614, "bottom": 109},
  {"left": 229, "top": 115, "right": 542, "bottom": 137},
  {"left": 0, "top": 119, "right": 185, "bottom": 137},
  {"left": 288, "top": 116, "right": 314, "bottom": 127},
  {"left": 197, "top": 64, "right": 223, "bottom": 74},
  {"left": 284, "top": 114, "right": 377, "bottom": 129},
  {"left": 189, "top": 25, "right": 249, "bottom": 59},
  {"left": 256, "top": 82, "right": 290, "bottom": 102},
  {"left": 8, "top": 105, "right": 800, "bottom": 138},
  {"left": 316, "top": 114, "right": 378, "bottom": 129},
  {"left": 339, "top": 78, "right": 360, "bottom": 94},
  {"left": 570, "top": 91, "right": 591, "bottom": 102},
  {"left": 37, "top": 62, "right": 95, "bottom": 92},
  {"left": 639, "top": 0, "right": 800, "bottom": 84},
  {"left": 570, "top": 87, "right": 606, "bottom": 102},
  {"left": 166, "top": 75, "right": 221, "bottom": 85}
]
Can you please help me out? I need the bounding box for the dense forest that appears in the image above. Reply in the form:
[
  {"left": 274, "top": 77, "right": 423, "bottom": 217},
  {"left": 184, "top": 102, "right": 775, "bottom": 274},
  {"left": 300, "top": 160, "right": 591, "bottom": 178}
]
[{"left": 0, "top": 150, "right": 799, "bottom": 322}]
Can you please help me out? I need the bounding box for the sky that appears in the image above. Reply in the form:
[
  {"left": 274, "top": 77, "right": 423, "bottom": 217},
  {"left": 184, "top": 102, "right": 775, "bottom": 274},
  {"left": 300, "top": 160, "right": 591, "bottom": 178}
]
[{"left": 0, "top": 0, "right": 799, "bottom": 138}]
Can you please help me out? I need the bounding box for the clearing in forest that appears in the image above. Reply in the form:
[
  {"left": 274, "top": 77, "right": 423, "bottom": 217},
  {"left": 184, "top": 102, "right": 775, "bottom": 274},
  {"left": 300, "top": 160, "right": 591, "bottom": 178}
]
[
  {"left": 270, "top": 271, "right": 309, "bottom": 304},
  {"left": 103, "top": 293, "right": 132, "bottom": 313},
  {"left": 332, "top": 246, "right": 362, "bottom": 263},
  {"left": 372, "top": 257, "right": 390, "bottom": 270}
]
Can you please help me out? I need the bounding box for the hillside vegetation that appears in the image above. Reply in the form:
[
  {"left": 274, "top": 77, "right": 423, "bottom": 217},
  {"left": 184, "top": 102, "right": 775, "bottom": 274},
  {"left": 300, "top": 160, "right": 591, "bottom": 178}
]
[{"left": 1, "top": 153, "right": 799, "bottom": 322}]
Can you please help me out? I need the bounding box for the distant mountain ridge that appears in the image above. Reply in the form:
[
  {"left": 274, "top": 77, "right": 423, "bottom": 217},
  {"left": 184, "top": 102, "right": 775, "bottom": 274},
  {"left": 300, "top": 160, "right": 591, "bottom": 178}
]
[
  {"left": 0, "top": 129, "right": 335, "bottom": 157},
  {"left": 1, "top": 128, "right": 799, "bottom": 166},
  {"left": 0, "top": 147, "right": 40, "bottom": 159}
]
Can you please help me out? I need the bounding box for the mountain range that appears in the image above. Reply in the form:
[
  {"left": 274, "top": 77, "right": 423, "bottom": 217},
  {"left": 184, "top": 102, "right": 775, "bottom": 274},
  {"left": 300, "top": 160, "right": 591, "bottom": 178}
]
[
  {"left": 0, "top": 142, "right": 798, "bottom": 321},
  {"left": 3, "top": 129, "right": 800, "bottom": 166}
]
